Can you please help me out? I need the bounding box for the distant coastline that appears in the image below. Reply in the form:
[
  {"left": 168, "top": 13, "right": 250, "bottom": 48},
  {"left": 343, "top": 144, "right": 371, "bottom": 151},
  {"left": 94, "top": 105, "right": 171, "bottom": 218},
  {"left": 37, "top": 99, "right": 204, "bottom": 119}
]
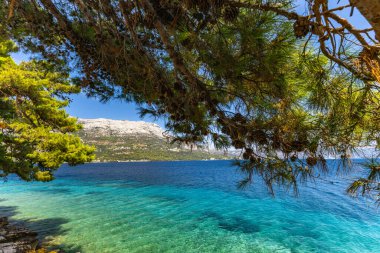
[
  {"left": 88, "top": 158, "right": 233, "bottom": 163},
  {"left": 76, "top": 118, "right": 233, "bottom": 162}
]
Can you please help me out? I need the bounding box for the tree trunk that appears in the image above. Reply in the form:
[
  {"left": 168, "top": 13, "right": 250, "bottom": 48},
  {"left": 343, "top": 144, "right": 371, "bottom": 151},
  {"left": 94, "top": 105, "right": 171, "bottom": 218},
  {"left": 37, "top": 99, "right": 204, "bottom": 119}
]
[{"left": 350, "top": 0, "right": 380, "bottom": 40}]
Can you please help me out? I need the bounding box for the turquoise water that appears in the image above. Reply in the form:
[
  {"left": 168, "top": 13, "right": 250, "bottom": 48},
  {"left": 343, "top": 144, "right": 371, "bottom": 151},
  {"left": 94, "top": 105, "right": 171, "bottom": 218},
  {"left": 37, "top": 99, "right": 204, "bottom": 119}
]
[{"left": 0, "top": 160, "right": 379, "bottom": 252}]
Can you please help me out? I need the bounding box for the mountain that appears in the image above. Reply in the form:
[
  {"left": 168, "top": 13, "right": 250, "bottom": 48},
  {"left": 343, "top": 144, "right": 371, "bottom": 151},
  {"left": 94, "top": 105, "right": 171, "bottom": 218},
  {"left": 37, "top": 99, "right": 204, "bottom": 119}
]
[{"left": 77, "top": 118, "right": 230, "bottom": 162}]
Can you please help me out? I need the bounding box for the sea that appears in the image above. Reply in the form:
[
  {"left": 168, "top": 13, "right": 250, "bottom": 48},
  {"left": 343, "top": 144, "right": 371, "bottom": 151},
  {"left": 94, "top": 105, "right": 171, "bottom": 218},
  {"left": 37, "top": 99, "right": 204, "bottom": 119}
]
[{"left": 0, "top": 160, "right": 379, "bottom": 253}]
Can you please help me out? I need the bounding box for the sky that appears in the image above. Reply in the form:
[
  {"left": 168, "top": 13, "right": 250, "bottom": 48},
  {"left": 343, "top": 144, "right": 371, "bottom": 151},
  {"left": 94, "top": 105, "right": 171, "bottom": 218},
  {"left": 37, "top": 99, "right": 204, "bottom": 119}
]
[{"left": 11, "top": 0, "right": 371, "bottom": 128}]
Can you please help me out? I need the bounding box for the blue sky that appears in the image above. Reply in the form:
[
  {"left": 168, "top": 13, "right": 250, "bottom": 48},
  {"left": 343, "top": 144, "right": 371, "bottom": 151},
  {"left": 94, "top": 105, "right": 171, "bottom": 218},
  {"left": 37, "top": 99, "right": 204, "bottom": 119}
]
[
  {"left": 11, "top": 0, "right": 371, "bottom": 128},
  {"left": 66, "top": 94, "right": 143, "bottom": 121}
]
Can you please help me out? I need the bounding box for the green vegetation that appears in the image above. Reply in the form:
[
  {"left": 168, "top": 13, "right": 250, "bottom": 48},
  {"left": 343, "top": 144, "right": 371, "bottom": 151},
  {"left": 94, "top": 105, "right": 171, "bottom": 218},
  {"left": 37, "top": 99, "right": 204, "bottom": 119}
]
[
  {"left": 0, "top": 40, "right": 94, "bottom": 181},
  {"left": 1, "top": 1, "right": 380, "bottom": 200}
]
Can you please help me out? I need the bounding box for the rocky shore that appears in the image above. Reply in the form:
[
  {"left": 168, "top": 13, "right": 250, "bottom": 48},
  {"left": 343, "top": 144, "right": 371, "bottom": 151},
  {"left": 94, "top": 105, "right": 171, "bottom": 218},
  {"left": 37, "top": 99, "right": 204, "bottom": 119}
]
[{"left": 0, "top": 217, "right": 39, "bottom": 253}]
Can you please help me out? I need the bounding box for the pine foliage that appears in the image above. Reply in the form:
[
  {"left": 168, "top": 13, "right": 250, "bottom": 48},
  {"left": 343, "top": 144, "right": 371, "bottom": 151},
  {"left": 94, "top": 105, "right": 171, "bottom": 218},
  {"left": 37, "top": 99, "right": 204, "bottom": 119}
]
[{"left": 0, "top": 40, "right": 95, "bottom": 181}]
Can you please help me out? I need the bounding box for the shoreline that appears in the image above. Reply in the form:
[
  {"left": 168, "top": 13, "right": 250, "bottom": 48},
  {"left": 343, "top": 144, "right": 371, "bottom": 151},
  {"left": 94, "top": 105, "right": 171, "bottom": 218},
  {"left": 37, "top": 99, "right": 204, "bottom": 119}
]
[
  {"left": 78, "top": 157, "right": 368, "bottom": 164},
  {"left": 0, "top": 217, "right": 39, "bottom": 252},
  {"left": 69, "top": 158, "right": 234, "bottom": 164}
]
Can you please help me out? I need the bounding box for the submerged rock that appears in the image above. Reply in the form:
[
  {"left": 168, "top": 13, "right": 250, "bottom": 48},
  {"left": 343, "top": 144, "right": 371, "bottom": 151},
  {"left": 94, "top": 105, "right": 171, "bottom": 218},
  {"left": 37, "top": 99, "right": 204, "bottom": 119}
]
[{"left": 0, "top": 217, "right": 38, "bottom": 253}]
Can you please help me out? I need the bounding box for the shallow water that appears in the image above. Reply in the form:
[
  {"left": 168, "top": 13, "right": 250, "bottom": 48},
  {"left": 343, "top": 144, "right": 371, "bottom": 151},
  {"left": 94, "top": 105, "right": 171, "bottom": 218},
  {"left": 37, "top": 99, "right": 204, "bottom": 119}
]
[{"left": 0, "top": 160, "right": 379, "bottom": 252}]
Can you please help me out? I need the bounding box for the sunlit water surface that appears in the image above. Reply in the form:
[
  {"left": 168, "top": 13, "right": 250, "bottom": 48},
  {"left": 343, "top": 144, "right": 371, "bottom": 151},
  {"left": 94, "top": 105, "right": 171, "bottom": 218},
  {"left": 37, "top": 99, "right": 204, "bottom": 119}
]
[{"left": 0, "top": 160, "right": 379, "bottom": 252}]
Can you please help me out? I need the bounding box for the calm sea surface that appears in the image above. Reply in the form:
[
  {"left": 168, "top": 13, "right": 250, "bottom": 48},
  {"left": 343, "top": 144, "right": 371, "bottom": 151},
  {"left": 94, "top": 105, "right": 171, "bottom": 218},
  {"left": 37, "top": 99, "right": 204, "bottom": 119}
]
[{"left": 0, "top": 160, "right": 379, "bottom": 252}]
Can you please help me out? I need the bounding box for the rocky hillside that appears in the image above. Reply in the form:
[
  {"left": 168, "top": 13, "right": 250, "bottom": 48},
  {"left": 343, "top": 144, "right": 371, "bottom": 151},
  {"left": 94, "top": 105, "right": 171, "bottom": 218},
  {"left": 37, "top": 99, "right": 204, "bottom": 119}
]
[{"left": 77, "top": 118, "right": 229, "bottom": 162}]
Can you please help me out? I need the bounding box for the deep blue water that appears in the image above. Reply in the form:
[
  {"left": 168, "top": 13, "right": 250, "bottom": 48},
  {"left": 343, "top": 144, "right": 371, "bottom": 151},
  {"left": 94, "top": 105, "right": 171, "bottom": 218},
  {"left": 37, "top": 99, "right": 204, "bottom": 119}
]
[{"left": 0, "top": 160, "right": 379, "bottom": 252}]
